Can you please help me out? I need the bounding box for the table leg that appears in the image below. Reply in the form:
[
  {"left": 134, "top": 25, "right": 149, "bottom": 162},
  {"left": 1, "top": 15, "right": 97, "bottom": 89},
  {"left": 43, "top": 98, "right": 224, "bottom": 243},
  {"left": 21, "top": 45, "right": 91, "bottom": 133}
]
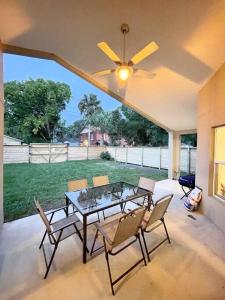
[
  {"left": 83, "top": 215, "right": 87, "bottom": 264},
  {"left": 65, "top": 196, "right": 69, "bottom": 216}
]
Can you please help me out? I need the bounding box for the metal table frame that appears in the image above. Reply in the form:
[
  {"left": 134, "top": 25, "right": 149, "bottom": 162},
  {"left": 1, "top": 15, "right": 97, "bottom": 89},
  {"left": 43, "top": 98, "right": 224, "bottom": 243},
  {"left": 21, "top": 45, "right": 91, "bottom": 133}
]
[{"left": 65, "top": 182, "right": 152, "bottom": 264}]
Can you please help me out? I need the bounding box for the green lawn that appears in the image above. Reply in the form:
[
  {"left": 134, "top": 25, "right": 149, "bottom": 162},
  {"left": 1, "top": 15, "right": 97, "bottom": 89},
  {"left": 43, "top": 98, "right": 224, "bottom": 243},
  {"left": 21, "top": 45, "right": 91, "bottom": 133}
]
[{"left": 3, "top": 160, "right": 167, "bottom": 222}]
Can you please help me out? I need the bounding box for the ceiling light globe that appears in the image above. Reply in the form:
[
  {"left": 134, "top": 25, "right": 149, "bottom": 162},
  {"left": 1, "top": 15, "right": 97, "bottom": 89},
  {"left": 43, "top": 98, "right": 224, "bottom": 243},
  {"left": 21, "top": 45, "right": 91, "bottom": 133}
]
[{"left": 117, "top": 66, "right": 133, "bottom": 81}]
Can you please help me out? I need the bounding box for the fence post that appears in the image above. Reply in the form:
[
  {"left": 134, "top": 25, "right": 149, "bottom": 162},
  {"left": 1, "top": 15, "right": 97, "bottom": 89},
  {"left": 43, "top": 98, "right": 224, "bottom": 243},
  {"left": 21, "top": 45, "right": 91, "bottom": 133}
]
[
  {"left": 49, "top": 144, "right": 51, "bottom": 164},
  {"left": 159, "top": 147, "right": 161, "bottom": 169},
  {"left": 28, "top": 144, "right": 31, "bottom": 164},
  {"left": 188, "top": 146, "right": 191, "bottom": 174},
  {"left": 126, "top": 147, "right": 128, "bottom": 164}
]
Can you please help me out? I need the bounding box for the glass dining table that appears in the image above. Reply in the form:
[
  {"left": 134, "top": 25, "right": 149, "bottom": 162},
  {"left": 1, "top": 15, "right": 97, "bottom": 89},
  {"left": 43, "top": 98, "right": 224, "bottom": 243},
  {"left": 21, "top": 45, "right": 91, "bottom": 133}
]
[{"left": 65, "top": 181, "right": 152, "bottom": 263}]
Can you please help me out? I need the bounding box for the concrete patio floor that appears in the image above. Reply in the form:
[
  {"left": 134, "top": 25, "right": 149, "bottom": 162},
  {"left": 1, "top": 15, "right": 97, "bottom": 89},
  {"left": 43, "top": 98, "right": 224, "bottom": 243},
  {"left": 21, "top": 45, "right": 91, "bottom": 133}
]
[{"left": 0, "top": 179, "right": 225, "bottom": 300}]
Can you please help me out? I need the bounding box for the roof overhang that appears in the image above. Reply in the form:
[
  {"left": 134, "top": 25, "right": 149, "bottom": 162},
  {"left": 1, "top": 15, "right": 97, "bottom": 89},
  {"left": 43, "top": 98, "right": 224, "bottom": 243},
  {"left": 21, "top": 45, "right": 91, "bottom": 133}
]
[{"left": 0, "top": 0, "right": 225, "bottom": 132}]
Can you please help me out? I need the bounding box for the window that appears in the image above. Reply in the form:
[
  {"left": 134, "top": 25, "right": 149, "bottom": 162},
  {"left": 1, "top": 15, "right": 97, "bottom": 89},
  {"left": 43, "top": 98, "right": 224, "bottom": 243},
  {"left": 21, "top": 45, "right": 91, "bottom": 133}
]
[{"left": 214, "top": 126, "right": 225, "bottom": 200}]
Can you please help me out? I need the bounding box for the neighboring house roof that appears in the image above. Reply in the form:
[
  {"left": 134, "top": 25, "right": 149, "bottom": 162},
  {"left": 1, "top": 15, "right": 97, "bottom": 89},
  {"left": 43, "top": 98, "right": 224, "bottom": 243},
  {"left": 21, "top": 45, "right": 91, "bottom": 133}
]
[
  {"left": 3, "top": 135, "right": 22, "bottom": 142},
  {"left": 80, "top": 127, "right": 101, "bottom": 134}
]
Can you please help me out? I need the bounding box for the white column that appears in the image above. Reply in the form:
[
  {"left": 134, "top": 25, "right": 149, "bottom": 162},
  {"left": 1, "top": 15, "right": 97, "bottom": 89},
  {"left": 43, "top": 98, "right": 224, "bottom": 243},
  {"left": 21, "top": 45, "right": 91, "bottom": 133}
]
[
  {"left": 0, "top": 41, "right": 4, "bottom": 227},
  {"left": 168, "top": 131, "right": 181, "bottom": 179}
]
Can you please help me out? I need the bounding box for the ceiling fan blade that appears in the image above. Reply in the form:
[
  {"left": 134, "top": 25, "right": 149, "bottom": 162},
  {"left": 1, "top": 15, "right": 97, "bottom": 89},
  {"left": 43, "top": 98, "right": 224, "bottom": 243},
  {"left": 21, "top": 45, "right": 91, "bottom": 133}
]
[
  {"left": 130, "top": 41, "right": 159, "bottom": 65},
  {"left": 92, "top": 69, "right": 115, "bottom": 77},
  {"left": 97, "top": 42, "right": 121, "bottom": 64},
  {"left": 133, "top": 69, "right": 156, "bottom": 79}
]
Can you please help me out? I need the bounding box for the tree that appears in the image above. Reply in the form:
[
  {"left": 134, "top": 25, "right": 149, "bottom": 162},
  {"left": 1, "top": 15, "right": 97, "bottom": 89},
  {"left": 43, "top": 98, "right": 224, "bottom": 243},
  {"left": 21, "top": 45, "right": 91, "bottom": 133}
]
[
  {"left": 78, "top": 94, "right": 102, "bottom": 145},
  {"left": 4, "top": 79, "right": 71, "bottom": 143},
  {"left": 121, "top": 106, "right": 168, "bottom": 146}
]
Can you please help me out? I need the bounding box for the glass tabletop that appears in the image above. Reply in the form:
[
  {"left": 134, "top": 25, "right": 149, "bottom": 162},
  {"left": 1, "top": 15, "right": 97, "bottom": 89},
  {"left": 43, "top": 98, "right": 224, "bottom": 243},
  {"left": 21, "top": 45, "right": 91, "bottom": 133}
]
[{"left": 65, "top": 181, "right": 150, "bottom": 216}]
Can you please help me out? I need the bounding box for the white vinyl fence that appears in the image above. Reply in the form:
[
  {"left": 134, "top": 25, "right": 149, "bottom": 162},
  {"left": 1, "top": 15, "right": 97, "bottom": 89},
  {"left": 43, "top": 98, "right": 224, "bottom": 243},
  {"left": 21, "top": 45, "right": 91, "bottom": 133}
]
[
  {"left": 106, "top": 146, "right": 196, "bottom": 173},
  {"left": 3, "top": 144, "right": 196, "bottom": 173}
]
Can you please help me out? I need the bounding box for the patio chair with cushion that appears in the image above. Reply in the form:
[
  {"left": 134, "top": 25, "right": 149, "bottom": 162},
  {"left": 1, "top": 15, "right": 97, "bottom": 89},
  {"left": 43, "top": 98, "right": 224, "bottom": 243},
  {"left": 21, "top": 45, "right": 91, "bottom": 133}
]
[
  {"left": 90, "top": 207, "right": 147, "bottom": 295},
  {"left": 67, "top": 178, "right": 88, "bottom": 192},
  {"left": 141, "top": 194, "right": 173, "bottom": 262},
  {"left": 35, "top": 199, "right": 85, "bottom": 279},
  {"left": 92, "top": 175, "right": 109, "bottom": 187}
]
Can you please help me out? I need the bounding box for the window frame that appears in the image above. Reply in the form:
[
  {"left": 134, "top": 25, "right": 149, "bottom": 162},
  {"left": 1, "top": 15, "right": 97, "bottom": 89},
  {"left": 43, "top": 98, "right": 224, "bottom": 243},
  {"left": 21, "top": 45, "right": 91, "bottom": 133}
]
[{"left": 213, "top": 125, "right": 225, "bottom": 201}]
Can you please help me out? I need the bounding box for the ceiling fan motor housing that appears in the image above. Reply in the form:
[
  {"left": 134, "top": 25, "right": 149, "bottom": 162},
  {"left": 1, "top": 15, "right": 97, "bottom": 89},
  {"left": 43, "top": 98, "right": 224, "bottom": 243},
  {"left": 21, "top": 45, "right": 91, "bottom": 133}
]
[{"left": 121, "top": 24, "right": 129, "bottom": 34}]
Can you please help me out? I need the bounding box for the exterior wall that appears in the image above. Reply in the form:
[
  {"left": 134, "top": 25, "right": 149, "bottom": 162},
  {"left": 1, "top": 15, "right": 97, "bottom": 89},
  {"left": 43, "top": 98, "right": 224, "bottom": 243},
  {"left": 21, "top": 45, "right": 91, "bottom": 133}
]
[
  {"left": 196, "top": 63, "right": 225, "bottom": 233},
  {"left": 0, "top": 43, "right": 3, "bottom": 227}
]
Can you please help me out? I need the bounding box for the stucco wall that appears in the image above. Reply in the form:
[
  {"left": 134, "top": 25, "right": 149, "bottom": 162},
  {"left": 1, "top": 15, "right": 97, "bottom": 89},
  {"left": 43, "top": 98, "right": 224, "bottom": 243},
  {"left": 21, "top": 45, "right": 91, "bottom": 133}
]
[
  {"left": 0, "top": 43, "right": 4, "bottom": 227},
  {"left": 196, "top": 63, "right": 225, "bottom": 233}
]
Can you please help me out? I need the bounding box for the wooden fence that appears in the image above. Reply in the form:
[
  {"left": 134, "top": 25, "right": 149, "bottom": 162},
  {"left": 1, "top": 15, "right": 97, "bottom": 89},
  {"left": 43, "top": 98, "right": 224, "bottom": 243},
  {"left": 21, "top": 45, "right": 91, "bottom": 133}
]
[
  {"left": 3, "top": 144, "right": 196, "bottom": 173},
  {"left": 3, "top": 144, "right": 106, "bottom": 164}
]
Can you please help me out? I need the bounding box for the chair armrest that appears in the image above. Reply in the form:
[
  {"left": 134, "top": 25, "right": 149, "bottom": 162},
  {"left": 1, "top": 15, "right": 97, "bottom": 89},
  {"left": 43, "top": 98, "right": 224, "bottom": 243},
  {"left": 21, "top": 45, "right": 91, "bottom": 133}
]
[
  {"left": 50, "top": 220, "right": 78, "bottom": 235},
  {"left": 46, "top": 205, "right": 69, "bottom": 216},
  {"left": 95, "top": 222, "right": 113, "bottom": 245}
]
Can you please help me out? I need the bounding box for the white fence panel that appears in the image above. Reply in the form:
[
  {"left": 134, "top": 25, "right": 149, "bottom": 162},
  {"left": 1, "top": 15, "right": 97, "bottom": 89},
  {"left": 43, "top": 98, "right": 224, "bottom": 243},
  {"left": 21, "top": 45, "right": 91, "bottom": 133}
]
[
  {"left": 161, "top": 148, "right": 169, "bottom": 169},
  {"left": 115, "top": 148, "right": 127, "bottom": 162},
  {"left": 180, "top": 148, "right": 189, "bottom": 172},
  {"left": 143, "top": 147, "right": 160, "bottom": 168},
  {"left": 68, "top": 147, "right": 87, "bottom": 160},
  {"left": 127, "top": 148, "right": 142, "bottom": 165},
  {"left": 106, "top": 147, "right": 116, "bottom": 159},
  {"left": 3, "top": 145, "right": 29, "bottom": 164},
  {"left": 190, "top": 149, "right": 196, "bottom": 173},
  {"left": 50, "top": 145, "right": 67, "bottom": 163},
  {"left": 88, "top": 146, "right": 105, "bottom": 159}
]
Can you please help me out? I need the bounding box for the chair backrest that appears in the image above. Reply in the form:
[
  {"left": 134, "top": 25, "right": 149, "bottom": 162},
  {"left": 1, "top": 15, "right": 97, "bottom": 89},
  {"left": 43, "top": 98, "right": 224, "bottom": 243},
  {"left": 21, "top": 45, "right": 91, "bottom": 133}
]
[
  {"left": 35, "top": 199, "right": 51, "bottom": 233},
  {"left": 67, "top": 179, "right": 88, "bottom": 192},
  {"left": 112, "top": 207, "right": 146, "bottom": 248},
  {"left": 146, "top": 194, "right": 173, "bottom": 227},
  {"left": 92, "top": 175, "right": 109, "bottom": 187},
  {"left": 138, "top": 177, "right": 156, "bottom": 193}
]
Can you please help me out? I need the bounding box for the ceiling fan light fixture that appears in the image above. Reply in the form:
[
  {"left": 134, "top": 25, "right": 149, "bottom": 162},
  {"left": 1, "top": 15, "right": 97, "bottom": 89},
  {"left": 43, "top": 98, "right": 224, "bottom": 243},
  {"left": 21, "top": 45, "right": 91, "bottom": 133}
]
[{"left": 116, "top": 65, "right": 133, "bottom": 81}]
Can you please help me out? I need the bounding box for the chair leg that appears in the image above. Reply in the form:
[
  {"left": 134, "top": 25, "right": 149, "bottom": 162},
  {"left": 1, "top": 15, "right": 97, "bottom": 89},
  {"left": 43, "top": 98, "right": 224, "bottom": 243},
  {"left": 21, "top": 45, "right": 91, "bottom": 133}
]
[
  {"left": 141, "top": 230, "right": 150, "bottom": 262},
  {"left": 137, "top": 234, "right": 147, "bottom": 266},
  {"left": 90, "top": 229, "right": 99, "bottom": 256},
  {"left": 104, "top": 239, "right": 115, "bottom": 296},
  {"left": 44, "top": 242, "right": 59, "bottom": 279},
  {"left": 39, "top": 230, "right": 47, "bottom": 249},
  {"left": 162, "top": 219, "right": 171, "bottom": 244},
  {"left": 73, "top": 224, "right": 89, "bottom": 253},
  {"left": 102, "top": 210, "right": 106, "bottom": 220}
]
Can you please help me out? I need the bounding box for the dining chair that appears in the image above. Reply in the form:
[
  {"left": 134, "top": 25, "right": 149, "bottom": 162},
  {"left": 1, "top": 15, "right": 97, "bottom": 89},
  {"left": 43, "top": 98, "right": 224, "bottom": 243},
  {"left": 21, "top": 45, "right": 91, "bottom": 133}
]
[
  {"left": 67, "top": 178, "right": 88, "bottom": 192},
  {"left": 67, "top": 178, "right": 101, "bottom": 222},
  {"left": 92, "top": 175, "right": 110, "bottom": 219},
  {"left": 92, "top": 175, "right": 109, "bottom": 187},
  {"left": 124, "top": 177, "right": 156, "bottom": 211},
  {"left": 35, "top": 199, "right": 85, "bottom": 279},
  {"left": 90, "top": 207, "right": 147, "bottom": 295},
  {"left": 141, "top": 194, "right": 173, "bottom": 262}
]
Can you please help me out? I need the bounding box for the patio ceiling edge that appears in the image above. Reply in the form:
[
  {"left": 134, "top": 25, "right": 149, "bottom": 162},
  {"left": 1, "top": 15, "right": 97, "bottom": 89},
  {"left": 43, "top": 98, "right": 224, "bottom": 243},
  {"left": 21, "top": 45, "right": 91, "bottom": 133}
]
[{"left": 3, "top": 43, "right": 171, "bottom": 132}]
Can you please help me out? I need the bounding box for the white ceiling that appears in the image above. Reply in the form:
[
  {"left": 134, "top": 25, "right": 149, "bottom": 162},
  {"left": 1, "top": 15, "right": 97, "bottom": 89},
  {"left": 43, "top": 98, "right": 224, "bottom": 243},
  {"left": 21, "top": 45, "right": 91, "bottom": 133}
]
[{"left": 0, "top": 0, "right": 225, "bottom": 131}]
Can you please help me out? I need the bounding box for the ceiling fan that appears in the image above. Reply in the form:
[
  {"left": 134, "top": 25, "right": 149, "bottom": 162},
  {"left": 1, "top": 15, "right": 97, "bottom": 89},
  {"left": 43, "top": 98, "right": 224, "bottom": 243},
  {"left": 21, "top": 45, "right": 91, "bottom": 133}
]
[{"left": 93, "top": 24, "right": 159, "bottom": 82}]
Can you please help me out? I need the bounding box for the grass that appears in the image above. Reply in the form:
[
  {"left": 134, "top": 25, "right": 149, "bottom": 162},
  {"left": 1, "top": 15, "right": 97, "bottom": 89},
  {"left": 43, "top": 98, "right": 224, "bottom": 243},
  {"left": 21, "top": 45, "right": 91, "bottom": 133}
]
[{"left": 3, "top": 159, "right": 167, "bottom": 222}]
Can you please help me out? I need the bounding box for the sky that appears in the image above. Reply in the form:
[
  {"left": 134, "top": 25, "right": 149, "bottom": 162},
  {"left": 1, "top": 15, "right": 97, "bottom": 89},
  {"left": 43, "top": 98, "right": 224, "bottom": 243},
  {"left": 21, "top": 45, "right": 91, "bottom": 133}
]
[{"left": 3, "top": 54, "right": 120, "bottom": 125}]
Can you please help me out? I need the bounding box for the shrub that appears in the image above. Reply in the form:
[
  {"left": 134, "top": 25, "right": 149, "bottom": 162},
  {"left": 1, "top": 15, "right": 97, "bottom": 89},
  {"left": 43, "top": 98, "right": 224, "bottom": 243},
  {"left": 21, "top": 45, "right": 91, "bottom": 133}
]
[{"left": 100, "top": 151, "right": 113, "bottom": 160}]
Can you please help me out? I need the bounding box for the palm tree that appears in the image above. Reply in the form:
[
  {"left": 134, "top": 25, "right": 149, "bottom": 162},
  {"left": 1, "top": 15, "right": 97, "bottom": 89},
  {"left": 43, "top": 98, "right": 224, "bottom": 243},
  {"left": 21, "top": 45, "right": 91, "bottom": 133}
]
[{"left": 78, "top": 94, "right": 102, "bottom": 146}]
